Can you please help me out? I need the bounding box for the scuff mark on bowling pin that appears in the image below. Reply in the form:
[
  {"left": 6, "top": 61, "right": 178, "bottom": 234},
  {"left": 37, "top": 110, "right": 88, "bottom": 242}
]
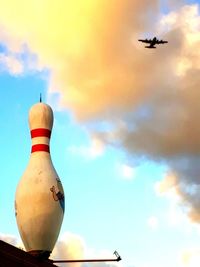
[
  {"left": 15, "top": 201, "right": 17, "bottom": 217},
  {"left": 50, "top": 186, "right": 65, "bottom": 212}
]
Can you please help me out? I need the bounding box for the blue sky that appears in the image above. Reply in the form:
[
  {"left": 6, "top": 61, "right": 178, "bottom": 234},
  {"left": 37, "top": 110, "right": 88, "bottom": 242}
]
[
  {"left": 0, "top": 1, "right": 200, "bottom": 267},
  {"left": 0, "top": 72, "right": 169, "bottom": 263}
]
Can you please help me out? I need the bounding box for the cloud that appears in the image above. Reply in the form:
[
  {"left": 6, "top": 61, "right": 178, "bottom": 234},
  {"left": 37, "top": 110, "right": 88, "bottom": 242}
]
[
  {"left": 180, "top": 248, "right": 200, "bottom": 267},
  {"left": 155, "top": 173, "right": 178, "bottom": 195},
  {"left": 0, "top": 233, "right": 19, "bottom": 246},
  {"left": 95, "top": 4, "right": 200, "bottom": 224},
  {"left": 0, "top": 53, "right": 23, "bottom": 75},
  {"left": 155, "top": 173, "right": 200, "bottom": 232},
  {"left": 0, "top": 232, "right": 118, "bottom": 267},
  {"left": 51, "top": 232, "right": 85, "bottom": 267},
  {"left": 0, "top": 233, "right": 24, "bottom": 250},
  {"left": 51, "top": 232, "right": 119, "bottom": 267},
  {"left": 155, "top": 173, "right": 187, "bottom": 226},
  {"left": 68, "top": 136, "right": 105, "bottom": 159},
  {"left": 0, "top": 0, "right": 159, "bottom": 119},
  {"left": 0, "top": 1, "right": 199, "bottom": 223},
  {"left": 118, "top": 164, "right": 136, "bottom": 180},
  {"left": 0, "top": 45, "right": 45, "bottom": 75}
]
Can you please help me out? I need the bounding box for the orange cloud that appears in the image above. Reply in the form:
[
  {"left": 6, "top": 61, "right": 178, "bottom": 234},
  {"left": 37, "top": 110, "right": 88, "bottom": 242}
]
[
  {"left": 0, "top": 0, "right": 159, "bottom": 119},
  {"left": 0, "top": 1, "right": 200, "bottom": 223}
]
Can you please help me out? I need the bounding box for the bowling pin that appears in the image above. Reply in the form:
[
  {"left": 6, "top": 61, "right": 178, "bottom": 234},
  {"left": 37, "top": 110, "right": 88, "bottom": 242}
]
[{"left": 15, "top": 101, "right": 65, "bottom": 259}]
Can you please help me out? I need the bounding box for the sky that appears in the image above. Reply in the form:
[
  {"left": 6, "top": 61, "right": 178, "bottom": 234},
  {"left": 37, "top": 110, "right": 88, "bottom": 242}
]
[{"left": 1, "top": 0, "right": 200, "bottom": 267}]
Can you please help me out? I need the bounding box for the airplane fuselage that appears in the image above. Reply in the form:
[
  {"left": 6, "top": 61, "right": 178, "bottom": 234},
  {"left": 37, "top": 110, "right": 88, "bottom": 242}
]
[{"left": 145, "top": 37, "right": 157, "bottom": 48}]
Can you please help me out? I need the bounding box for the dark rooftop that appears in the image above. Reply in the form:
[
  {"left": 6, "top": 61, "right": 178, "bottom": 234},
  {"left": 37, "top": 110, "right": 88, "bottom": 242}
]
[{"left": 0, "top": 240, "right": 58, "bottom": 267}]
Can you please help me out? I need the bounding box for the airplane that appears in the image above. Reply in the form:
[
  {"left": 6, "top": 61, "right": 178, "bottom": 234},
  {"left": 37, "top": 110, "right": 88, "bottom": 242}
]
[{"left": 138, "top": 37, "right": 168, "bottom": 48}]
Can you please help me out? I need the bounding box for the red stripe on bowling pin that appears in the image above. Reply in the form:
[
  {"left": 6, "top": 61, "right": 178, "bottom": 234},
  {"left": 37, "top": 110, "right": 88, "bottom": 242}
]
[
  {"left": 31, "top": 128, "right": 51, "bottom": 138},
  {"left": 31, "top": 128, "right": 51, "bottom": 153},
  {"left": 31, "top": 144, "right": 50, "bottom": 153}
]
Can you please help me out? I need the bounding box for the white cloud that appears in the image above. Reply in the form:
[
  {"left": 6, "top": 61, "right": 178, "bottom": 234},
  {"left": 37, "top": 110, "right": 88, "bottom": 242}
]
[
  {"left": 0, "top": 53, "right": 23, "bottom": 75},
  {"left": 46, "top": 92, "right": 63, "bottom": 112},
  {"left": 154, "top": 174, "right": 200, "bottom": 235},
  {"left": 51, "top": 232, "right": 120, "bottom": 267},
  {"left": 51, "top": 232, "right": 85, "bottom": 267},
  {"left": 68, "top": 136, "right": 105, "bottom": 159},
  {"left": 167, "top": 197, "right": 189, "bottom": 228},
  {"left": 154, "top": 173, "right": 188, "bottom": 227},
  {"left": 0, "top": 232, "right": 19, "bottom": 246},
  {"left": 0, "top": 232, "right": 24, "bottom": 249},
  {"left": 0, "top": 46, "right": 46, "bottom": 76},
  {"left": 154, "top": 173, "right": 178, "bottom": 196},
  {"left": 118, "top": 164, "right": 135, "bottom": 181},
  {"left": 180, "top": 248, "right": 200, "bottom": 267},
  {"left": 114, "top": 162, "right": 138, "bottom": 181},
  {"left": 0, "top": 231, "right": 119, "bottom": 267}
]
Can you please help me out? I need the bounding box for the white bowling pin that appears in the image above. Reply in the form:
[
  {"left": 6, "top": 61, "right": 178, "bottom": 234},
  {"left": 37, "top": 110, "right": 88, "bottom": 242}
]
[{"left": 15, "top": 102, "right": 65, "bottom": 259}]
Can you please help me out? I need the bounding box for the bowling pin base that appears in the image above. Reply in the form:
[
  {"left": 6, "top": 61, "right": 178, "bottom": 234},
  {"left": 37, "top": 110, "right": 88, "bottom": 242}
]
[{"left": 28, "top": 250, "right": 51, "bottom": 260}]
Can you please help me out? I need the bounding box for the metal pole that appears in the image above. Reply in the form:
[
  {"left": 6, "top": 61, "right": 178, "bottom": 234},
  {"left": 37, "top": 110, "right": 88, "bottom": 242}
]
[{"left": 52, "top": 251, "right": 121, "bottom": 264}]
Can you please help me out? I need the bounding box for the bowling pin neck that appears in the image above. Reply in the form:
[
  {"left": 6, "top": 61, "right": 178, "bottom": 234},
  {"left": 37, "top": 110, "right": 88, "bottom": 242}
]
[
  {"left": 30, "top": 128, "right": 51, "bottom": 154},
  {"left": 28, "top": 103, "right": 54, "bottom": 154}
]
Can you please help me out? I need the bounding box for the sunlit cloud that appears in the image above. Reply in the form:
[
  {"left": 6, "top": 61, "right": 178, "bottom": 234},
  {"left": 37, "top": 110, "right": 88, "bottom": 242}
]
[
  {"left": 155, "top": 172, "right": 178, "bottom": 195},
  {"left": 0, "top": 0, "right": 159, "bottom": 120},
  {"left": 154, "top": 174, "right": 200, "bottom": 235}
]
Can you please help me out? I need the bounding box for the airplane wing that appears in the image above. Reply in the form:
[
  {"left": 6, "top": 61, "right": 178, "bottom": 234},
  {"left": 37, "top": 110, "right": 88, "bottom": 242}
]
[
  {"left": 156, "top": 40, "right": 168, "bottom": 44},
  {"left": 138, "top": 39, "right": 152, "bottom": 44}
]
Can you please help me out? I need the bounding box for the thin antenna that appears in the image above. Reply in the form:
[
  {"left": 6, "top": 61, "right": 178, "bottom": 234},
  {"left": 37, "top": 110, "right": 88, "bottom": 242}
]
[{"left": 40, "top": 93, "right": 42, "bottom": 103}]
